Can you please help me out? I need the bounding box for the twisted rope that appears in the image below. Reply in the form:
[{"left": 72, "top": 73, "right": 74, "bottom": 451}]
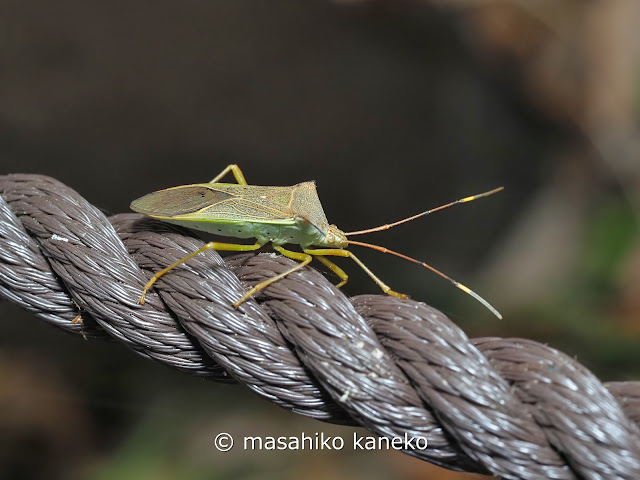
[{"left": 0, "top": 173, "right": 638, "bottom": 479}]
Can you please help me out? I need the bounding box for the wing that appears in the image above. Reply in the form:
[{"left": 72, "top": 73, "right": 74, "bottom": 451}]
[{"left": 130, "top": 183, "right": 297, "bottom": 224}]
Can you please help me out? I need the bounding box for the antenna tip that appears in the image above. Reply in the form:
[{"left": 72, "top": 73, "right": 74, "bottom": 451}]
[
  {"left": 460, "top": 186, "right": 505, "bottom": 203},
  {"left": 456, "top": 283, "right": 502, "bottom": 320}
]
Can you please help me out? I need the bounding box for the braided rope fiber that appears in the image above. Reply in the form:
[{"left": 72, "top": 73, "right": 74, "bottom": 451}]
[{"left": 0, "top": 174, "right": 639, "bottom": 479}]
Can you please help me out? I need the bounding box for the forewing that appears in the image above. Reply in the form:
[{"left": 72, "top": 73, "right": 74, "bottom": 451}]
[
  {"left": 130, "top": 185, "right": 234, "bottom": 216},
  {"left": 131, "top": 184, "right": 296, "bottom": 223}
]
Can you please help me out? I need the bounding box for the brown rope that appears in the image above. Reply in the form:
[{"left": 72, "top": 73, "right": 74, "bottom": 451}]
[{"left": 0, "top": 173, "right": 638, "bottom": 479}]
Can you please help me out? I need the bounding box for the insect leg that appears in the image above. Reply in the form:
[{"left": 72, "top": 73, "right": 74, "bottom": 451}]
[
  {"left": 314, "top": 255, "right": 349, "bottom": 288},
  {"left": 232, "top": 245, "right": 312, "bottom": 307},
  {"left": 304, "top": 248, "right": 408, "bottom": 299},
  {"left": 208, "top": 164, "right": 248, "bottom": 185},
  {"left": 138, "top": 241, "right": 262, "bottom": 304}
]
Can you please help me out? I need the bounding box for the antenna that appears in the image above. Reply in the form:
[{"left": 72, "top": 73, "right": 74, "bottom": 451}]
[
  {"left": 345, "top": 187, "right": 504, "bottom": 319},
  {"left": 345, "top": 187, "right": 503, "bottom": 236},
  {"left": 346, "top": 240, "right": 502, "bottom": 319}
]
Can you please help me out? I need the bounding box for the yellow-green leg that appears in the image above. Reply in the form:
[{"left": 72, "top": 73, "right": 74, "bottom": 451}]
[
  {"left": 208, "top": 164, "right": 248, "bottom": 185},
  {"left": 232, "top": 245, "right": 313, "bottom": 307},
  {"left": 304, "top": 247, "right": 408, "bottom": 299},
  {"left": 138, "top": 241, "right": 262, "bottom": 304},
  {"left": 314, "top": 255, "right": 349, "bottom": 288}
]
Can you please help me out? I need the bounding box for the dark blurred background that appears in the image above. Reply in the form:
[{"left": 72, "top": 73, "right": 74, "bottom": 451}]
[{"left": 1, "top": 1, "right": 639, "bottom": 479}]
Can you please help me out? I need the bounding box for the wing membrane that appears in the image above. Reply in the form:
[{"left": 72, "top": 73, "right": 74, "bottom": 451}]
[{"left": 130, "top": 183, "right": 296, "bottom": 223}]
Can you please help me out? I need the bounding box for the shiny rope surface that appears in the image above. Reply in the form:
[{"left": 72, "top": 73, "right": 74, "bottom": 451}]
[{"left": 1, "top": 174, "right": 639, "bottom": 479}]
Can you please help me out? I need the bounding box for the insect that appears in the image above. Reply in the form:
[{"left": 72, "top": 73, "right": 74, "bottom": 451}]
[{"left": 130, "top": 164, "right": 503, "bottom": 318}]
